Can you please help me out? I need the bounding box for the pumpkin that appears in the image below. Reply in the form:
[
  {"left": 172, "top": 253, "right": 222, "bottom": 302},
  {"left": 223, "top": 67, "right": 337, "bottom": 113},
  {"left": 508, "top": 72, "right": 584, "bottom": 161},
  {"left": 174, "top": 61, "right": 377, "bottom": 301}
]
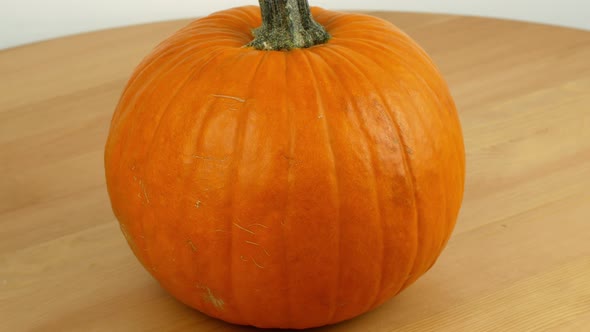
[{"left": 104, "top": 0, "right": 465, "bottom": 329}]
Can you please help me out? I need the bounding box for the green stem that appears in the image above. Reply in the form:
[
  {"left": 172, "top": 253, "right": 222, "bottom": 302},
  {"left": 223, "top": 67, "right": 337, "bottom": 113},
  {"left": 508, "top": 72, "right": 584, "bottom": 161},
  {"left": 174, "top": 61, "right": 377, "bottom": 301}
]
[{"left": 247, "top": 0, "right": 330, "bottom": 51}]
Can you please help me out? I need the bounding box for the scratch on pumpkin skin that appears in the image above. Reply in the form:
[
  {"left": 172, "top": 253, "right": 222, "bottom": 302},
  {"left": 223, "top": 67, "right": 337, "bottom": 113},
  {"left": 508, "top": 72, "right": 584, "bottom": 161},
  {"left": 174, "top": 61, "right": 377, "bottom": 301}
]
[
  {"left": 212, "top": 94, "right": 246, "bottom": 103},
  {"left": 233, "top": 222, "right": 255, "bottom": 235},
  {"left": 240, "top": 255, "right": 248, "bottom": 262},
  {"left": 248, "top": 223, "right": 268, "bottom": 229},
  {"left": 191, "top": 154, "right": 228, "bottom": 162},
  {"left": 251, "top": 257, "right": 265, "bottom": 269},
  {"left": 245, "top": 240, "right": 271, "bottom": 257},
  {"left": 187, "top": 240, "right": 197, "bottom": 252},
  {"left": 198, "top": 285, "right": 225, "bottom": 310},
  {"left": 139, "top": 179, "right": 149, "bottom": 204}
]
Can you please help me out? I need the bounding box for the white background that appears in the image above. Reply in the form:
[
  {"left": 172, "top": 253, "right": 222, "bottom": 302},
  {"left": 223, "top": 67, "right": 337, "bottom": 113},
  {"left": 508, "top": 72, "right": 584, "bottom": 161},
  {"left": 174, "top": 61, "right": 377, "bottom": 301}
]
[{"left": 2, "top": 0, "right": 589, "bottom": 50}]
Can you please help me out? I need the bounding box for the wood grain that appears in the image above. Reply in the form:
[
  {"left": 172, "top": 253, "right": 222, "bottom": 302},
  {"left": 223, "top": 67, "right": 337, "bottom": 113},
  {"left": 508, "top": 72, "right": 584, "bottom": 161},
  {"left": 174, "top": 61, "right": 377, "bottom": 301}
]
[{"left": 1, "top": 11, "right": 589, "bottom": 332}]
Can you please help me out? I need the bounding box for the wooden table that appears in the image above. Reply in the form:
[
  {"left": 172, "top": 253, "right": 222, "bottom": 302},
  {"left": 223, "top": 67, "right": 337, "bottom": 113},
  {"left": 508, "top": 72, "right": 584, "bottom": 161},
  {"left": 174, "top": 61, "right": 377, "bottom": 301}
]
[{"left": 1, "top": 10, "right": 589, "bottom": 331}]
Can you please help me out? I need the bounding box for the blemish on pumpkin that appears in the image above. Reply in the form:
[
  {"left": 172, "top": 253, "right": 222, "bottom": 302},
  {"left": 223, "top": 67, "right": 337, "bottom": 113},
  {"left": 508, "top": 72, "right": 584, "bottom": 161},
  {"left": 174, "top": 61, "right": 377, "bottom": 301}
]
[
  {"left": 199, "top": 285, "right": 225, "bottom": 310},
  {"left": 405, "top": 145, "right": 414, "bottom": 155},
  {"left": 251, "top": 257, "right": 265, "bottom": 269},
  {"left": 195, "top": 200, "right": 202, "bottom": 208},
  {"left": 282, "top": 154, "right": 298, "bottom": 166},
  {"left": 212, "top": 94, "right": 245, "bottom": 103},
  {"left": 138, "top": 179, "right": 150, "bottom": 204},
  {"left": 245, "top": 240, "right": 270, "bottom": 257},
  {"left": 240, "top": 255, "right": 248, "bottom": 262},
  {"left": 234, "top": 222, "right": 255, "bottom": 235},
  {"left": 187, "top": 240, "right": 197, "bottom": 252},
  {"left": 248, "top": 223, "right": 268, "bottom": 229},
  {"left": 192, "top": 154, "right": 228, "bottom": 162},
  {"left": 203, "top": 184, "right": 226, "bottom": 192}
]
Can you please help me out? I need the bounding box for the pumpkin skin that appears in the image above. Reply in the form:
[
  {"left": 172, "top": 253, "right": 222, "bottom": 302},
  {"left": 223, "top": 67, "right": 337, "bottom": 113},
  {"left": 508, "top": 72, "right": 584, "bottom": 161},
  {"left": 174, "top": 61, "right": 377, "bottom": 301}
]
[{"left": 104, "top": 5, "right": 465, "bottom": 330}]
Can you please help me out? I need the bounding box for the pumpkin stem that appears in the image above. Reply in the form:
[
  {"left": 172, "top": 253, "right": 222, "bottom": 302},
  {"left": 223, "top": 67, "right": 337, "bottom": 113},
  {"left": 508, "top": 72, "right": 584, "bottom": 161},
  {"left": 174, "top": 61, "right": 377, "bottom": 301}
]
[{"left": 247, "top": 0, "right": 330, "bottom": 51}]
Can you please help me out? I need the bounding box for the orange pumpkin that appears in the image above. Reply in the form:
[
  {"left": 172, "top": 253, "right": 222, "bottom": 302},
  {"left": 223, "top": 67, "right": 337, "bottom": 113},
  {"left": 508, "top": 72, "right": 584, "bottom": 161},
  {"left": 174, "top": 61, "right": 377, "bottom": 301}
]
[{"left": 105, "top": 0, "right": 465, "bottom": 329}]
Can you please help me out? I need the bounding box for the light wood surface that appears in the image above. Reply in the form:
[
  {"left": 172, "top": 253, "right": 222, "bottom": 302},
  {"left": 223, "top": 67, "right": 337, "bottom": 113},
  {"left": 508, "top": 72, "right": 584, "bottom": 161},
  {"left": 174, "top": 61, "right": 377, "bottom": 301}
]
[{"left": 1, "top": 11, "right": 589, "bottom": 332}]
